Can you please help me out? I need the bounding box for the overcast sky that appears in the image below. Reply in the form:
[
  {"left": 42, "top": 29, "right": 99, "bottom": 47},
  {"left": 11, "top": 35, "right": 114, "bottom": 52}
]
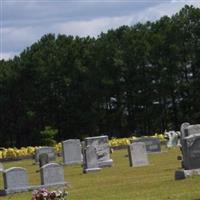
[{"left": 1, "top": 0, "right": 199, "bottom": 60}]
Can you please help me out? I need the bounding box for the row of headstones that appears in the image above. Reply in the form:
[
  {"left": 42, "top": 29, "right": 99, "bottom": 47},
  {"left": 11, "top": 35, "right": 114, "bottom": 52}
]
[
  {"left": 35, "top": 136, "right": 114, "bottom": 173},
  {"left": 0, "top": 136, "right": 162, "bottom": 195},
  {"left": 84, "top": 136, "right": 162, "bottom": 170},
  {"left": 35, "top": 136, "right": 162, "bottom": 172},
  {"left": 84, "top": 137, "right": 162, "bottom": 170},
  {"left": 83, "top": 140, "right": 158, "bottom": 171},
  {"left": 175, "top": 122, "right": 200, "bottom": 179},
  {"left": 0, "top": 163, "right": 67, "bottom": 195},
  {"left": 128, "top": 137, "right": 162, "bottom": 167}
]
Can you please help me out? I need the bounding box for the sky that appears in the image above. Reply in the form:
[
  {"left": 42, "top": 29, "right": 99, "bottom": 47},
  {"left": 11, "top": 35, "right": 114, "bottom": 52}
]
[{"left": 0, "top": 0, "right": 199, "bottom": 60}]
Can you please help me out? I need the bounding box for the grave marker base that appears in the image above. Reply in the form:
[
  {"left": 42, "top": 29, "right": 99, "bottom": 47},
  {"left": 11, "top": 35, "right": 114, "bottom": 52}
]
[
  {"left": 64, "top": 160, "right": 82, "bottom": 165},
  {"left": 98, "top": 159, "right": 113, "bottom": 168},
  {"left": 83, "top": 167, "right": 101, "bottom": 173},
  {"left": 0, "top": 185, "right": 40, "bottom": 195},
  {"left": 41, "top": 182, "right": 68, "bottom": 188},
  {"left": 175, "top": 168, "right": 200, "bottom": 180}
]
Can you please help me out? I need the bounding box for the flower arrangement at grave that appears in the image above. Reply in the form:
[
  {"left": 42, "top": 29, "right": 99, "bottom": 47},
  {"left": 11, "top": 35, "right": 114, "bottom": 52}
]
[{"left": 31, "top": 188, "right": 68, "bottom": 200}]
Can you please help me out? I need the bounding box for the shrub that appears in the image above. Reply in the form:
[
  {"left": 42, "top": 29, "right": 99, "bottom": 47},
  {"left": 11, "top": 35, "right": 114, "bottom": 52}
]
[{"left": 40, "top": 126, "right": 58, "bottom": 146}]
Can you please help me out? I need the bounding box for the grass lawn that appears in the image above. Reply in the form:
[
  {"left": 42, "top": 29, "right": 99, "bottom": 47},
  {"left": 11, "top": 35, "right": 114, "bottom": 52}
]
[{"left": 0, "top": 147, "right": 200, "bottom": 200}]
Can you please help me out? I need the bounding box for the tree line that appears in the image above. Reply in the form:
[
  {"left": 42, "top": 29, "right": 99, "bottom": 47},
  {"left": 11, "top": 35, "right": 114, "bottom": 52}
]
[{"left": 1, "top": 5, "right": 200, "bottom": 147}]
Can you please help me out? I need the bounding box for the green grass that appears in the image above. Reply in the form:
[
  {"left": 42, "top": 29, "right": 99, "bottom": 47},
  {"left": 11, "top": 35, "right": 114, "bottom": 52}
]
[{"left": 0, "top": 147, "right": 200, "bottom": 200}]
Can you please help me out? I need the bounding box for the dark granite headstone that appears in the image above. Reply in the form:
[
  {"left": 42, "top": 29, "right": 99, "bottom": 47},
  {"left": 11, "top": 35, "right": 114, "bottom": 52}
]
[
  {"left": 182, "top": 134, "right": 200, "bottom": 170},
  {"left": 175, "top": 123, "right": 200, "bottom": 180},
  {"left": 35, "top": 147, "right": 56, "bottom": 163},
  {"left": 39, "top": 153, "right": 49, "bottom": 168}
]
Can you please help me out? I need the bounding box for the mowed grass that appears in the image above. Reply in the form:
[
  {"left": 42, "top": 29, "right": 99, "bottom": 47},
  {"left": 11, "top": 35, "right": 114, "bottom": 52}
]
[{"left": 0, "top": 147, "right": 200, "bottom": 200}]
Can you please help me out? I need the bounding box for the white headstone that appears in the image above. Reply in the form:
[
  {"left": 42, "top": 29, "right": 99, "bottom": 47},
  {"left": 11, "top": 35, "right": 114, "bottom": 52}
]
[
  {"left": 128, "top": 142, "right": 149, "bottom": 167},
  {"left": 85, "top": 135, "right": 113, "bottom": 167},
  {"left": 62, "top": 139, "right": 82, "bottom": 165},
  {"left": 164, "top": 131, "right": 178, "bottom": 147},
  {"left": 3, "top": 167, "right": 30, "bottom": 194},
  {"left": 40, "top": 163, "right": 66, "bottom": 187},
  {"left": 83, "top": 145, "right": 101, "bottom": 173}
]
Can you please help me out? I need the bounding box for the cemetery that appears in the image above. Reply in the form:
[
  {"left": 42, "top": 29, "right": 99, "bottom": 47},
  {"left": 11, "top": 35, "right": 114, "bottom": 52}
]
[
  {"left": 1, "top": 4, "right": 200, "bottom": 200},
  {"left": 0, "top": 128, "right": 199, "bottom": 199}
]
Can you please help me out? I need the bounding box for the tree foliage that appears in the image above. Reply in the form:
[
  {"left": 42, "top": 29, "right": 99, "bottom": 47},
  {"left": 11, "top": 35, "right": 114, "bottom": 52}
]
[{"left": 1, "top": 5, "right": 200, "bottom": 147}]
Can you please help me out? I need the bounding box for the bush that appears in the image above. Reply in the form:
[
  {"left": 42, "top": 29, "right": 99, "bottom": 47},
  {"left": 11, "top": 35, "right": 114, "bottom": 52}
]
[{"left": 40, "top": 126, "right": 58, "bottom": 146}]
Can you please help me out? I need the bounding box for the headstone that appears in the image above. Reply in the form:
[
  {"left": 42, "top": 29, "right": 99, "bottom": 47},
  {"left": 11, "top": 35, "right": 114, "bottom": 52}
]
[
  {"left": 132, "top": 137, "right": 161, "bottom": 153},
  {"left": 185, "top": 124, "right": 200, "bottom": 136},
  {"left": 83, "top": 145, "right": 101, "bottom": 173},
  {"left": 81, "top": 141, "right": 85, "bottom": 151},
  {"left": 85, "top": 135, "right": 113, "bottom": 167},
  {"left": 175, "top": 123, "right": 200, "bottom": 180},
  {"left": 180, "top": 122, "right": 190, "bottom": 135},
  {"left": 81, "top": 141, "right": 86, "bottom": 155},
  {"left": 178, "top": 122, "right": 190, "bottom": 169},
  {"left": 128, "top": 142, "right": 149, "bottom": 167},
  {"left": 2, "top": 167, "right": 30, "bottom": 194},
  {"left": 164, "top": 131, "right": 178, "bottom": 148},
  {"left": 180, "top": 122, "right": 190, "bottom": 145},
  {"left": 40, "top": 163, "right": 67, "bottom": 187},
  {"left": 62, "top": 139, "right": 82, "bottom": 165},
  {"left": 35, "top": 147, "right": 56, "bottom": 163},
  {"left": 39, "top": 153, "right": 49, "bottom": 168},
  {"left": 180, "top": 124, "right": 200, "bottom": 169},
  {"left": 182, "top": 133, "right": 200, "bottom": 170}
]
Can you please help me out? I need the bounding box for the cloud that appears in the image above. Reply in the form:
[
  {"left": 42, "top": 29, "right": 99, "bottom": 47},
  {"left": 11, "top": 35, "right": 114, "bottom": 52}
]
[
  {"left": 0, "top": 52, "right": 16, "bottom": 61},
  {"left": 2, "top": 26, "right": 40, "bottom": 55},
  {"left": 1, "top": 0, "right": 200, "bottom": 60},
  {"left": 56, "top": 15, "right": 133, "bottom": 37},
  {"left": 43, "top": 1, "right": 200, "bottom": 37}
]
